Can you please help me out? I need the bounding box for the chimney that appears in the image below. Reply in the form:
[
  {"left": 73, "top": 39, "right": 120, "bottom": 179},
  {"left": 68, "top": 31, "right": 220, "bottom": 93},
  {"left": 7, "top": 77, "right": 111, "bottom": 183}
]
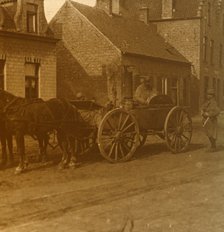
[
  {"left": 139, "top": 7, "right": 149, "bottom": 24},
  {"left": 162, "top": 0, "right": 174, "bottom": 19}
]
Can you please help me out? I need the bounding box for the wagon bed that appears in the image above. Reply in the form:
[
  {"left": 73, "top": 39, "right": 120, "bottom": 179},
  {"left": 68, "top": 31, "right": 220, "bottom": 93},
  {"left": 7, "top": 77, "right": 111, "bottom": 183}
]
[{"left": 97, "top": 95, "right": 192, "bottom": 162}]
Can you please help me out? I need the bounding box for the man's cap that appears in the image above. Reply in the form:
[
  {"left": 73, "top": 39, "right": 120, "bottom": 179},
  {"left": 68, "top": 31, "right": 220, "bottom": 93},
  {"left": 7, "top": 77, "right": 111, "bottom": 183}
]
[
  {"left": 207, "top": 88, "right": 215, "bottom": 96},
  {"left": 140, "top": 77, "right": 151, "bottom": 83}
]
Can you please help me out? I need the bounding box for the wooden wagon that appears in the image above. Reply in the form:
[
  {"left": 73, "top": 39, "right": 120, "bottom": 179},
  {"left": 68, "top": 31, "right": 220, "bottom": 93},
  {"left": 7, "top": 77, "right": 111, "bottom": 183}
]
[{"left": 71, "top": 95, "right": 192, "bottom": 163}]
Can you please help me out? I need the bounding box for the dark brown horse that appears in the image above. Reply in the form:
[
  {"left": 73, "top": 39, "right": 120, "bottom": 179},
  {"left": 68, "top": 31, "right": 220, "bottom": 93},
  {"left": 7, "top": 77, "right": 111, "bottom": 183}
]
[
  {"left": 0, "top": 116, "right": 13, "bottom": 166},
  {"left": 0, "top": 90, "right": 84, "bottom": 174}
]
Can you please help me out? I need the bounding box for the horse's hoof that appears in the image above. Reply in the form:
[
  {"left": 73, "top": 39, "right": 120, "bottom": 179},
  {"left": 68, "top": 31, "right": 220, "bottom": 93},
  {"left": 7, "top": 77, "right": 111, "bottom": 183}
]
[
  {"left": 69, "top": 161, "right": 81, "bottom": 169},
  {"left": 14, "top": 167, "right": 24, "bottom": 175},
  {"left": 58, "top": 162, "right": 66, "bottom": 170},
  {"left": 24, "top": 162, "right": 29, "bottom": 168},
  {"left": 42, "top": 158, "right": 48, "bottom": 164},
  {"left": 68, "top": 161, "right": 76, "bottom": 168}
]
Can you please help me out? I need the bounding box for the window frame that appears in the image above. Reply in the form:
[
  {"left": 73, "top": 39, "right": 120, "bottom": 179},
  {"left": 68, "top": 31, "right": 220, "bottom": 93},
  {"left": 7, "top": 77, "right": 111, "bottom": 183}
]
[
  {"left": 111, "top": 0, "right": 120, "bottom": 15},
  {"left": 26, "top": 3, "right": 38, "bottom": 33},
  {"left": 25, "top": 63, "right": 39, "bottom": 99}
]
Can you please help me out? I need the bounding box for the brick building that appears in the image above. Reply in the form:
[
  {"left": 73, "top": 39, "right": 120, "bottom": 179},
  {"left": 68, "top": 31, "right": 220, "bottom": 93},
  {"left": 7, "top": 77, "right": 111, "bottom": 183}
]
[
  {"left": 111, "top": 0, "right": 223, "bottom": 110},
  {"left": 50, "top": 0, "right": 191, "bottom": 106},
  {"left": 0, "top": 0, "right": 57, "bottom": 99}
]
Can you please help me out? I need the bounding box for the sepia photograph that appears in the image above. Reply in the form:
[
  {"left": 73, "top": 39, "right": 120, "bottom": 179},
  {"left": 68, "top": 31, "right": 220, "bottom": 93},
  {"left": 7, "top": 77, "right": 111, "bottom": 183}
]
[{"left": 0, "top": 0, "right": 224, "bottom": 231}]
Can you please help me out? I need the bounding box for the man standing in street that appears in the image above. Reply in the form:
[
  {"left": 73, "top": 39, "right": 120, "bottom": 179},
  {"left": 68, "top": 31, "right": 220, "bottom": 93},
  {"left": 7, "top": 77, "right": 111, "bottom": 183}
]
[{"left": 201, "top": 89, "right": 220, "bottom": 152}]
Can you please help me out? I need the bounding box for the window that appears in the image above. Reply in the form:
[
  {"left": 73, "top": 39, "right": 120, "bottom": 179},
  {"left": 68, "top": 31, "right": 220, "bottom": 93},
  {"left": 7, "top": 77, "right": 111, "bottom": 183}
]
[
  {"left": 210, "top": 40, "right": 214, "bottom": 65},
  {"left": 25, "top": 63, "right": 39, "bottom": 99},
  {"left": 111, "top": 0, "right": 120, "bottom": 15},
  {"left": 157, "top": 77, "right": 168, "bottom": 95},
  {"left": 203, "top": 36, "right": 208, "bottom": 62},
  {"left": 0, "top": 60, "right": 5, "bottom": 90},
  {"left": 208, "top": 2, "right": 211, "bottom": 26},
  {"left": 220, "top": 44, "right": 223, "bottom": 67},
  {"left": 27, "top": 4, "right": 38, "bottom": 33}
]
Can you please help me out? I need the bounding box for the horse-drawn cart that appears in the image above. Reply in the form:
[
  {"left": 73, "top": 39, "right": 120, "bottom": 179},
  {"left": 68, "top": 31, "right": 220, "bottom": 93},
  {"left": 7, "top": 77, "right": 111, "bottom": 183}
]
[{"left": 71, "top": 95, "right": 192, "bottom": 163}]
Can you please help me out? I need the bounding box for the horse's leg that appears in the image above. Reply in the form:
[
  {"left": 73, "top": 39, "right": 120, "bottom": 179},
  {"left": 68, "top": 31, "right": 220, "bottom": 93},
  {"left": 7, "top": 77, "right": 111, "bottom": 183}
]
[
  {"left": 57, "top": 131, "right": 66, "bottom": 169},
  {"left": 0, "top": 135, "right": 7, "bottom": 166},
  {"left": 7, "top": 133, "right": 14, "bottom": 165},
  {"left": 43, "top": 133, "right": 49, "bottom": 162},
  {"left": 37, "top": 134, "right": 49, "bottom": 163},
  {"left": 65, "top": 136, "right": 72, "bottom": 167},
  {"left": 15, "top": 133, "right": 27, "bottom": 174},
  {"left": 69, "top": 137, "right": 78, "bottom": 168},
  {"left": 62, "top": 137, "right": 72, "bottom": 168},
  {"left": 37, "top": 137, "right": 44, "bottom": 162}
]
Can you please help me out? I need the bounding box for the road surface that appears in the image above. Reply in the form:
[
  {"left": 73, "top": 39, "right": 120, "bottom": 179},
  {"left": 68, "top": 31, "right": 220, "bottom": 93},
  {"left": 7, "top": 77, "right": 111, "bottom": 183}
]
[{"left": 0, "top": 116, "right": 224, "bottom": 232}]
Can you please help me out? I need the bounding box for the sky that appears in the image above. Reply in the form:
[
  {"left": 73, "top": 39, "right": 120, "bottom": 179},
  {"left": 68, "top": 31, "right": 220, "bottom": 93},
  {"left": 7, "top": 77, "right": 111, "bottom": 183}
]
[{"left": 44, "top": 0, "right": 96, "bottom": 21}]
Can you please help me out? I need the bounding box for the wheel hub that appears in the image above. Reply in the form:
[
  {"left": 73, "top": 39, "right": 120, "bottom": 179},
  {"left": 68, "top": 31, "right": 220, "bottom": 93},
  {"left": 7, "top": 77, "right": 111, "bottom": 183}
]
[
  {"left": 114, "top": 131, "right": 123, "bottom": 142},
  {"left": 176, "top": 126, "right": 183, "bottom": 136}
]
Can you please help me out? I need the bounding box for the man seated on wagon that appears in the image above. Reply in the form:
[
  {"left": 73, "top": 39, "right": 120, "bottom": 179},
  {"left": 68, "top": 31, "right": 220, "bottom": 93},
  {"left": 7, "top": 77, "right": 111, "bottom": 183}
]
[{"left": 134, "top": 77, "right": 157, "bottom": 104}]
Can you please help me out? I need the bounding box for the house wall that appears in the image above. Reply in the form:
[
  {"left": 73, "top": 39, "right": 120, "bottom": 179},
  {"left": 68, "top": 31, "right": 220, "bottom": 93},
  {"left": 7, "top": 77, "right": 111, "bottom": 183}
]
[
  {"left": 122, "top": 54, "right": 191, "bottom": 107},
  {"left": 0, "top": 34, "right": 56, "bottom": 99},
  {"left": 50, "top": 1, "right": 121, "bottom": 105},
  {"left": 200, "top": 0, "right": 224, "bottom": 109},
  {"left": 153, "top": 18, "right": 201, "bottom": 112},
  {"left": 96, "top": 0, "right": 162, "bottom": 20}
]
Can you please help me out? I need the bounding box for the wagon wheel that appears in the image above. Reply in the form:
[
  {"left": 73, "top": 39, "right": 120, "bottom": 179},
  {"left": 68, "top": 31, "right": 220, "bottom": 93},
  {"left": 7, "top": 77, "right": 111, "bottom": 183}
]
[
  {"left": 97, "top": 108, "right": 140, "bottom": 163},
  {"left": 164, "top": 106, "right": 192, "bottom": 153}
]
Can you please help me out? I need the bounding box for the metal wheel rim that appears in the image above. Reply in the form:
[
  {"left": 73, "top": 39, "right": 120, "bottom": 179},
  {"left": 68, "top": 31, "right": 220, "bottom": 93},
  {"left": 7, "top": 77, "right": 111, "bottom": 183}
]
[
  {"left": 164, "top": 106, "right": 192, "bottom": 153},
  {"left": 97, "top": 108, "right": 140, "bottom": 163}
]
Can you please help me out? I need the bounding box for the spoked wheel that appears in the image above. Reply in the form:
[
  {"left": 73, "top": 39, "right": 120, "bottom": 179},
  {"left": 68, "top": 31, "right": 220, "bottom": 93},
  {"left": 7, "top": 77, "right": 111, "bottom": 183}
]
[
  {"left": 97, "top": 108, "right": 140, "bottom": 163},
  {"left": 164, "top": 106, "right": 192, "bottom": 153}
]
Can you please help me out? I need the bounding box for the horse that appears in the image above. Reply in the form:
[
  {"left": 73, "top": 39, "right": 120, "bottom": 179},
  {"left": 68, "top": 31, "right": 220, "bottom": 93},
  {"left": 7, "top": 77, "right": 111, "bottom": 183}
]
[
  {"left": 0, "top": 90, "right": 84, "bottom": 174},
  {"left": 0, "top": 116, "right": 13, "bottom": 167}
]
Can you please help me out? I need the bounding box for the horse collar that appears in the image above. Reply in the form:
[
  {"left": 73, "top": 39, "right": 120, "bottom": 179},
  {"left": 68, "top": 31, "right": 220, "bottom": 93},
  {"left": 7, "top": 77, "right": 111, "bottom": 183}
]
[{"left": 3, "top": 98, "right": 18, "bottom": 113}]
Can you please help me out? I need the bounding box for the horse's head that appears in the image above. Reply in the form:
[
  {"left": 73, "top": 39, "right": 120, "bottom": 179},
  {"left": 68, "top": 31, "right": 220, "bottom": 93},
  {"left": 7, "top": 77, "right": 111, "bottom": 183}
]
[{"left": 0, "top": 90, "right": 16, "bottom": 112}]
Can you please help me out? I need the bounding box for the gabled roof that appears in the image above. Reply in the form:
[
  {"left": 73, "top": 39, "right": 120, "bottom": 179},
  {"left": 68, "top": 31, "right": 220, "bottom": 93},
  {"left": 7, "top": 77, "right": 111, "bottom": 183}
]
[
  {"left": 69, "top": 1, "right": 189, "bottom": 64},
  {"left": 0, "top": 6, "right": 16, "bottom": 30},
  {"left": 0, "top": 4, "right": 55, "bottom": 37}
]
